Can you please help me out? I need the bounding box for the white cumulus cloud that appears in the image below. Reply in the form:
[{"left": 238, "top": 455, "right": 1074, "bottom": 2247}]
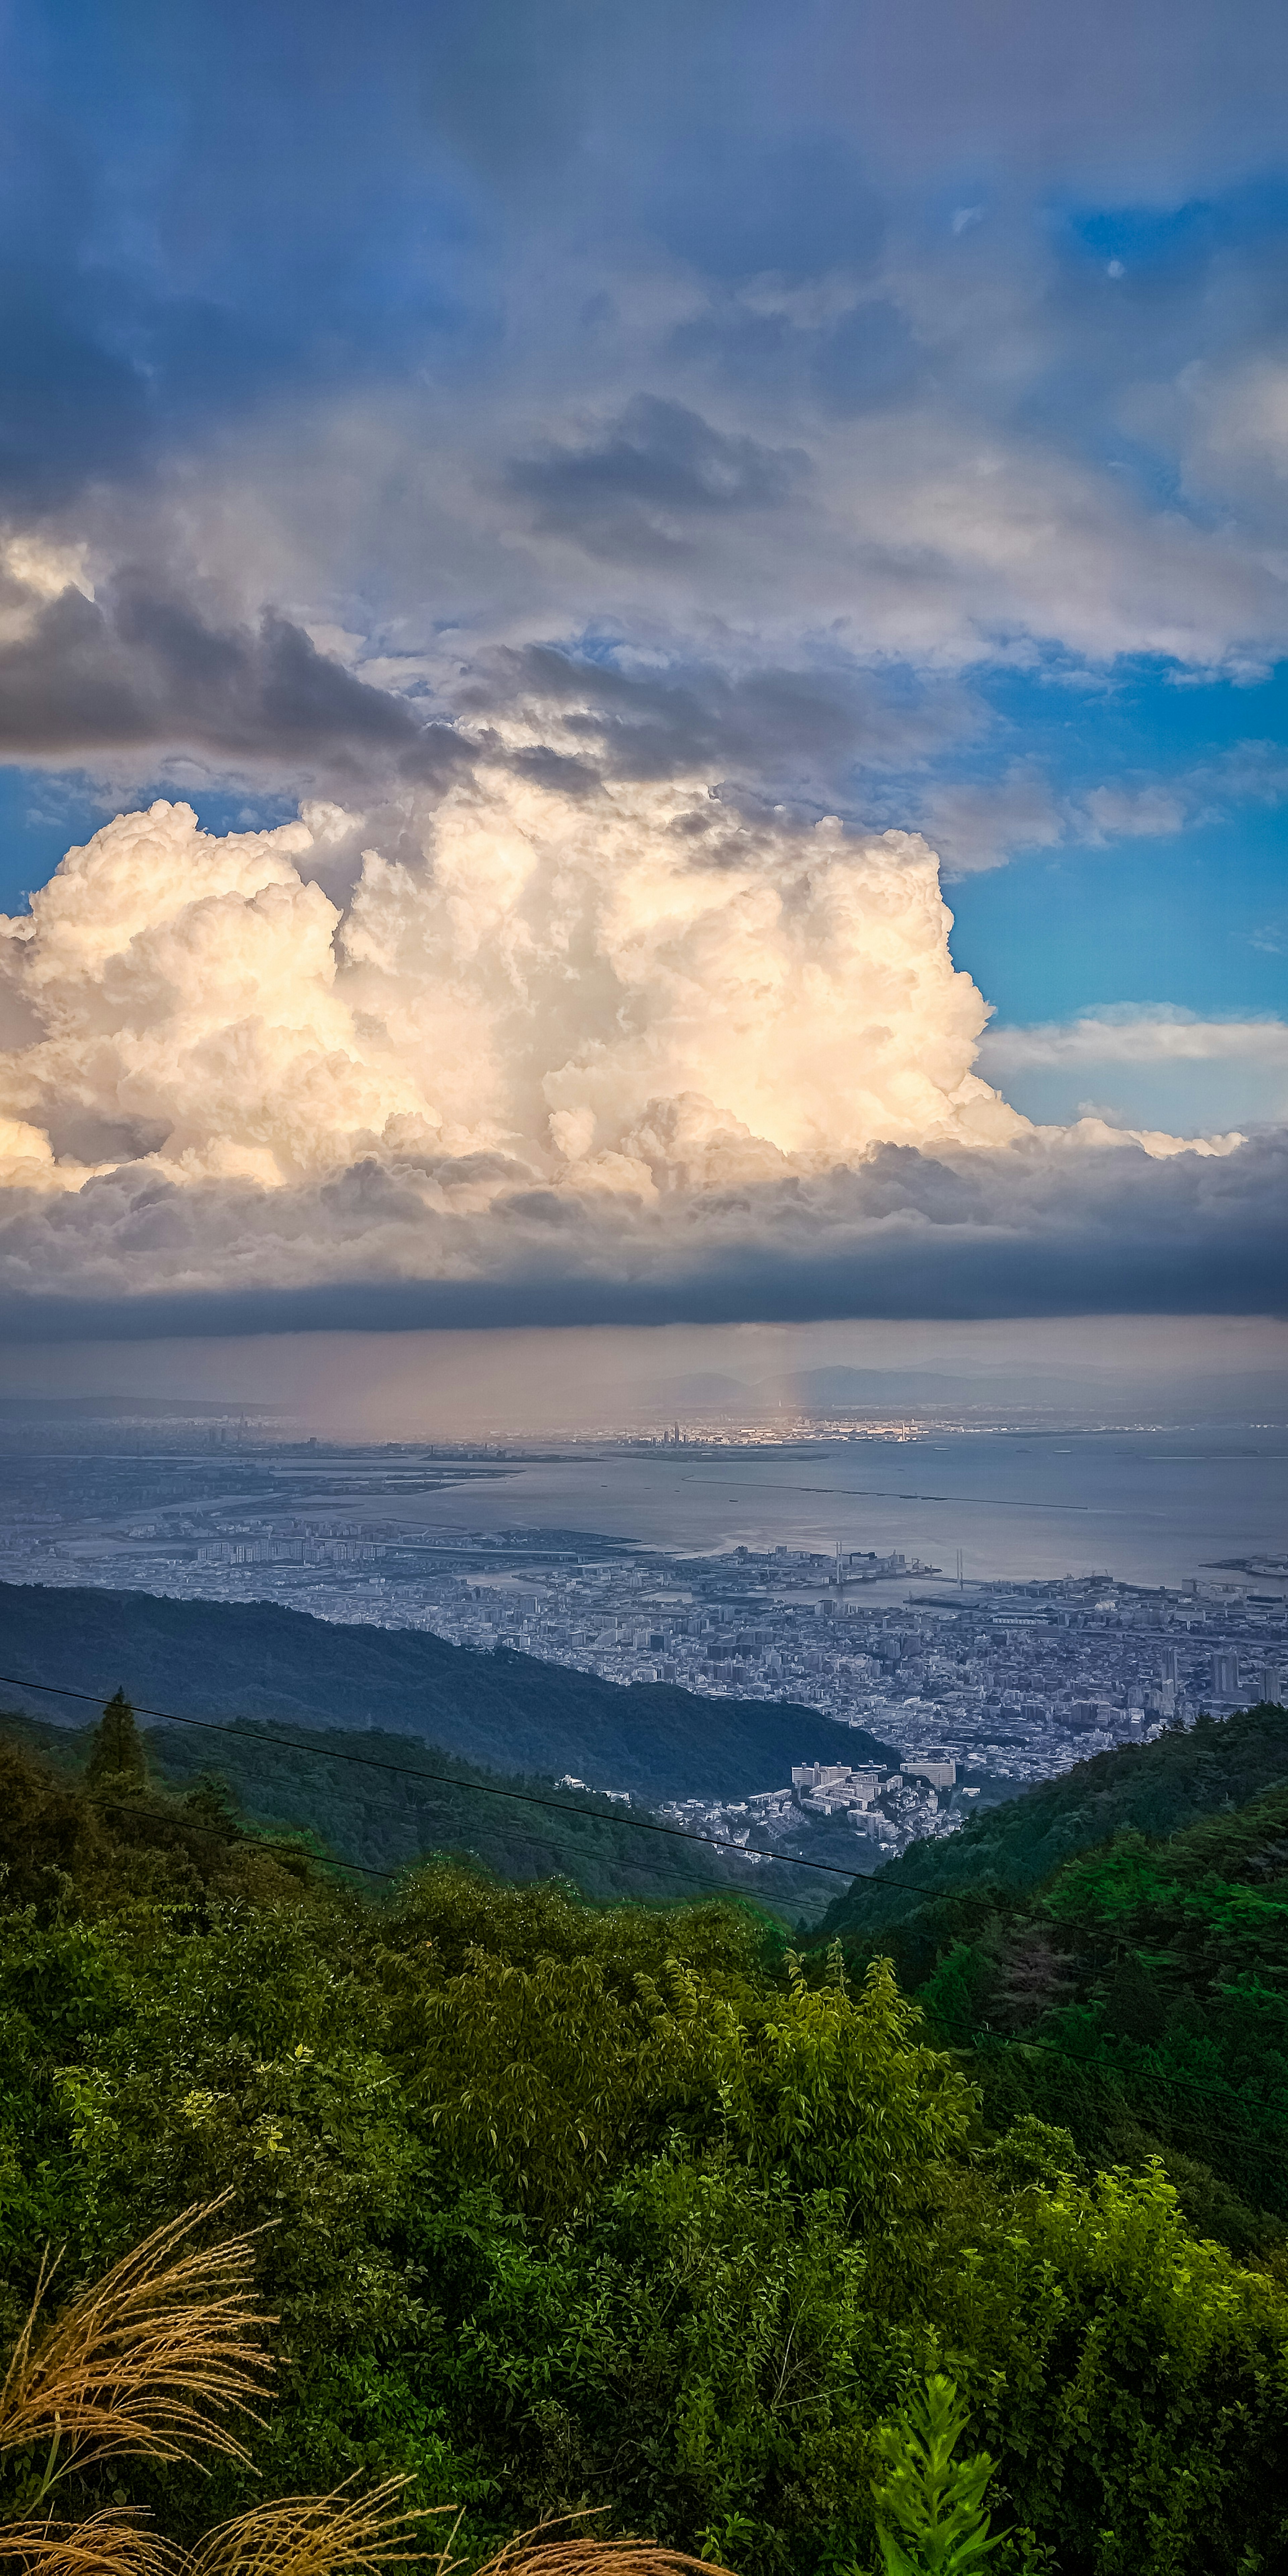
[
  {"left": 0, "top": 782, "right": 1272, "bottom": 1327},
  {"left": 0, "top": 779, "right": 1027, "bottom": 1198}
]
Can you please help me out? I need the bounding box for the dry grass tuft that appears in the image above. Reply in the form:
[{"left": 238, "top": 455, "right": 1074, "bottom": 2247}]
[
  {"left": 0, "top": 2194, "right": 274, "bottom": 2486},
  {"left": 0, "top": 2497, "right": 741, "bottom": 2576},
  {"left": 0, "top": 2506, "right": 176, "bottom": 2576},
  {"left": 183, "top": 2479, "right": 438, "bottom": 2576},
  {"left": 472, "top": 2537, "right": 738, "bottom": 2576}
]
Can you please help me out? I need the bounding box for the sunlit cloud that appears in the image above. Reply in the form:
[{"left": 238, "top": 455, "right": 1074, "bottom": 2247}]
[{"left": 0, "top": 790, "right": 1273, "bottom": 1335}]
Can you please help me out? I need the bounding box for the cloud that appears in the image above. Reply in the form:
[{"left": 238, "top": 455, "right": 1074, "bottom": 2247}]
[
  {"left": 464, "top": 641, "right": 969, "bottom": 801},
  {"left": 1174, "top": 357, "right": 1288, "bottom": 529},
  {"left": 909, "top": 737, "right": 1288, "bottom": 876},
  {"left": 977, "top": 1008, "right": 1288, "bottom": 1143},
  {"left": 0, "top": 783, "right": 1023, "bottom": 1188},
  {"left": 167, "top": 371, "right": 1287, "bottom": 712},
  {"left": 1, "top": 0, "right": 1287, "bottom": 1348},
  {"left": 1083, "top": 781, "right": 1188, "bottom": 840},
  {"left": 981, "top": 1008, "right": 1288, "bottom": 1070},
  {"left": 0, "top": 783, "right": 1275, "bottom": 1335},
  {"left": 6, "top": 0, "right": 1288, "bottom": 749},
  {"left": 0, "top": 1128, "right": 1283, "bottom": 1339},
  {"left": 0, "top": 569, "right": 470, "bottom": 785},
  {"left": 799, "top": 0, "right": 1288, "bottom": 201},
  {"left": 505, "top": 396, "right": 809, "bottom": 558},
  {"left": 916, "top": 762, "right": 1065, "bottom": 875}
]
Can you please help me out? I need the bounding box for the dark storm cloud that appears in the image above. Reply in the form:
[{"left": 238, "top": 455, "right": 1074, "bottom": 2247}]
[
  {"left": 506, "top": 398, "right": 809, "bottom": 559},
  {"left": 501, "top": 743, "right": 602, "bottom": 796},
  {"left": 467, "top": 643, "right": 969, "bottom": 795},
  {"left": 0, "top": 1133, "right": 1282, "bottom": 1339},
  {"left": 0, "top": 581, "right": 470, "bottom": 785}
]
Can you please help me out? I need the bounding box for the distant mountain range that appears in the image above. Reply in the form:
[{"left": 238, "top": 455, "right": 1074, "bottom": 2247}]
[{"left": 0, "top": 1581, "right": 896, "bottom": 1806}]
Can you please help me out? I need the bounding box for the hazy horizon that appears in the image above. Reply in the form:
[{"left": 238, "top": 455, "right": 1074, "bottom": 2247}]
[{"left": 3, "top": 1314, "right": 1285, "bottom": 1441}]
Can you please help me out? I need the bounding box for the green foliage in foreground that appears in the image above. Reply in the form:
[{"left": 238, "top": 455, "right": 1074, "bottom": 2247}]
[
  {"left": 2, "top": 1723, "right": 1288, "bottom": 2576},
  {"left": 870, "top": 2376, "right": 1005, "bottom": 2576}
]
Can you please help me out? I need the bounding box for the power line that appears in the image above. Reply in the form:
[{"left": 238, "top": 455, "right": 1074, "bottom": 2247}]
[
  {"left": 5, "top": 1669, "right": 1287, "bottom": 2169},
  {"left": 8, "top": 1666, "right": 1284, "bottom": 1959},
  {"left": 979, "top": 2028, "right": 1288, "bottom": 2166},
  {"left": 107, "top": 1813, "right": 761, "bottom": 1911},
  {"left": 0, "top": 1666, "right": 928, "bottom": 1888}
]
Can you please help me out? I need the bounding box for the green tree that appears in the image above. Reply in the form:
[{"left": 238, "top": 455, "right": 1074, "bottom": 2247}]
[
  {"left": 85, "top": 1690, "right": 147, "bottom": 1796},
  {"left": 918, "top": 1942, "right": 998, "bottom": 2049},
  {"left": 724, "top": 1949, "right": 976, "bottom": 2236},
  {"left": 1101, "top": 1951, "right": 1166, "bottom": 2044},
  {"left": 933, "top": 2162, "right": 1288, "bottom": 2574}
]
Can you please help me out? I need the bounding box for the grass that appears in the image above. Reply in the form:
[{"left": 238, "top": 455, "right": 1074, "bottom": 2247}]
[{"left": 0, "top": 2196, "right": 273, "bottom": 2495}]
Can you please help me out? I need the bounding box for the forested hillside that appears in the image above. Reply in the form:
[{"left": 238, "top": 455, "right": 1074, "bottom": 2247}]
[
  {"left": 0, "top": 1704, "right": 810, "bottom": 1912},
  {"left": 0, "top": 1581, "right": 895, "bottom": 1800},
  {"left": 3, "top": 1708, "right": 1288, "bottom": 2576},
  {"left": 821, "top": 1699, "right": 1288, "bottom": 1940},
  {"left": 823, "top": 1703, "right": 1288, "bottom": 2257}
]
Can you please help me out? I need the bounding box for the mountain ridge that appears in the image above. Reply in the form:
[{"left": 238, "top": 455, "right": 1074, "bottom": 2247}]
[{"left": 0, "top": 1580, "right": 897, "bottom": 1805}]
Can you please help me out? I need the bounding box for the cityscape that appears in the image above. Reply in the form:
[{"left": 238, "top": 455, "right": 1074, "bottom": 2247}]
[{"left": 3, "top": 1418, "right": 1284, "bottom": 1871}]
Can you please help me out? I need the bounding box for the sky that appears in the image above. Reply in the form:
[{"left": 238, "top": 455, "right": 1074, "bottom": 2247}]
[
  {"left": 1, "top": 0, "right": 1287, "bottom": 1365},
  {"left": 5, "top": 1314, "right": 1285, "bottom": 1439}
]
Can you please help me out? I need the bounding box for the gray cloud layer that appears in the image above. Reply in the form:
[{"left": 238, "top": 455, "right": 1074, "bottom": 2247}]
[
  {"left": 0, "top": 1129, "right": 1282, "bottom": 1339},
  {"left": 505, "top": 397, "right": 810, "bottom": 557},
  {"left": 7, "top": 0, "right": 1288, "bottom": 817}
]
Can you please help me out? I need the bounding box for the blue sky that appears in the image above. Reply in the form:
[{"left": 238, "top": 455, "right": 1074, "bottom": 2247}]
[
  {"left": 1, "top": 0, "right": 1287, "bottom": 1335},
  {"left": 3, "top": 9, "right": 1287, "bottom": 1017}
]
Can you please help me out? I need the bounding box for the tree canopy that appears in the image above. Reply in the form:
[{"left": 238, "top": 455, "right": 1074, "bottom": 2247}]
[{"left": 1, "top": 1716, "right": 1288, "bottom": 2575}]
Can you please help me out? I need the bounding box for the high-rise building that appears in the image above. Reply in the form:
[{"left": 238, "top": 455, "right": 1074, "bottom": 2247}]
[
  {"left": 1261, "top": 1660, "right": 1284, "bottom": 1704},
  {"left": 1159, "top": 1646, "right": 1179, "bottom": 1683},
  {"left": 1210, "top": 1650, "right": 1239, "bottom": 1696}
]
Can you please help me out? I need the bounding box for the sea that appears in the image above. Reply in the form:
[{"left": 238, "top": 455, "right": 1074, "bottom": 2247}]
[{"left": 373, "top": 1426, "right": 1288, "bottom": 1591}]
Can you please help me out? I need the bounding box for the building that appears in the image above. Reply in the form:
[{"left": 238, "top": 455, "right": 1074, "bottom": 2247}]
[
  {"left": 790, "top": 1761, "right": 883, "bottom": 1807},
  {"left": 902, "top": 1758, "right": 956, "bottom": 1790}
]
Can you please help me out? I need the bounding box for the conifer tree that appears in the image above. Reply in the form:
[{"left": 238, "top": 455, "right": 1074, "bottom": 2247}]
[{"left": 85, "top": 1688, "right": 147, "bottom": 1794}]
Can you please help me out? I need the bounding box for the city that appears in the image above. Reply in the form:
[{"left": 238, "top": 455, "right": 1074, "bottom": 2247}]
[{"left": 3, "top": 1418, "right": 1284, "bottom": 1872}]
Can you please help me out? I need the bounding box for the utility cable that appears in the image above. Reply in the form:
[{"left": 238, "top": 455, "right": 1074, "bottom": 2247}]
[
  {"left": 975, "top": 2028, "right": 1288, "bottom": 2168},
  {"left": 5, "top": 1667, "right": 1287, "bottom": 2169},
  {"left": 0, "top": 1666, "right": 941, "bottom": 1887},
  {"left": 4, "top": 1666, "right": 1282, "bottom": 1938}
]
